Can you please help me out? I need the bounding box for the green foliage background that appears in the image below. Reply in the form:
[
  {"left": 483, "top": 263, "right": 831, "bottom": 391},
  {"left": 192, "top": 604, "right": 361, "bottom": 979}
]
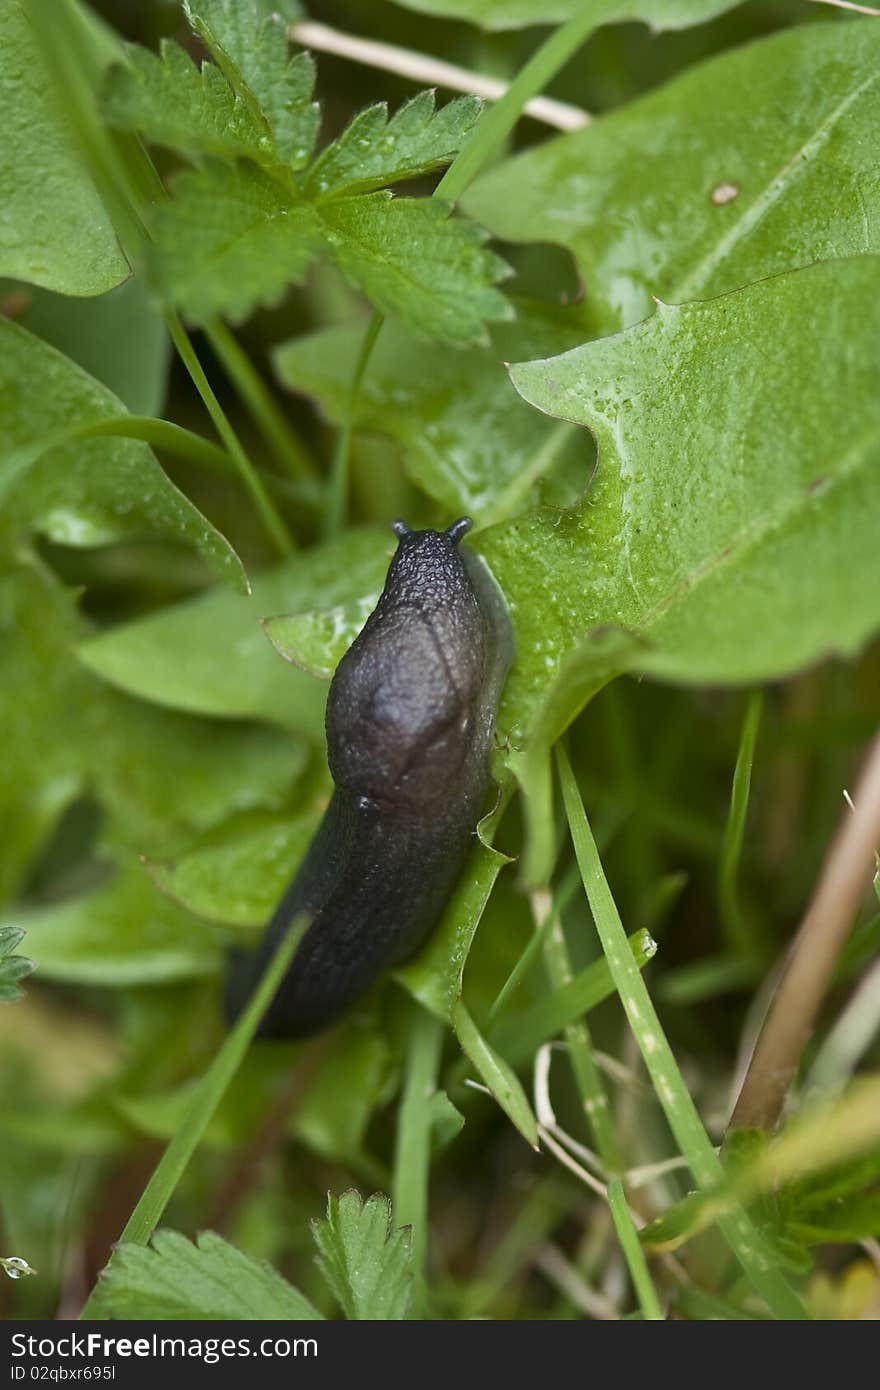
[{"left": 2, "top": 0, "right": 879, "bottom": 1321}]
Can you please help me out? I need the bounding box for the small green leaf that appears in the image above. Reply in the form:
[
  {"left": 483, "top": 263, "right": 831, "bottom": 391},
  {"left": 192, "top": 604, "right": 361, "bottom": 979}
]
[
  {"left": 16, "top": 276, "right": 170, "bottom": 417},
  {"left": 320, "top": 194, "right": 512, "bottom": 346},
  {"left": 272, "top": 304, "right": 588, "bottom": 524},
  {"left": 10, "top": 862, "right": 224, "bottom": 986},
  {"left": 0, "top": 1, "right": 129, "bottom": 294},
  {"left": 97, "top": 1228, "right": 322, "bottom": 1320},
  {"left": 0, "top": 927, "right": 36, "bottom": 1003},
  {"left": 0, "top": 318, "right": 243, "bottom": 590},
  {"left": 103, "top": 38, "right": 270, "bottom": 163},
  {"left": 306, "top": 90, "right": 481, "bottom": 198},
  {"left": 185, "top": 0, "right": 319, "bottom": 166},
  {"left": 148, "top": 812, "right": 320, "bottom": 927},
  {"left": 453, "top": 1000, "right": 538, "bottom": 1148},
  {"left": 77, "top": 527, "right": 389, "bottom": 732},
  {"left": 263, "top": 593, "right": 378, "bottom": 678},
  {"left": 152, "top": 162, "right": 322, "bottom": 325},
  {"left": 312, "top": 1191, "right": 413, "bottom": 1320}
]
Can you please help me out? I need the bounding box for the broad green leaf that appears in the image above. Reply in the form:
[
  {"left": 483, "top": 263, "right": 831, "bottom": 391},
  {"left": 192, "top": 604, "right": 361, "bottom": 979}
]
[
  {"left": 77, "top": 527, "right": 389, "bottom": 732},
  {"left": 15, "top": 276, "right": 170, "bottom": 417},
  {"left": 293, "top": 1022, "right": 392, "bottom": 1166},
  {"left": 465, "top": 21, "right": 880, "bottom": 333},
  {"left": 148, "top": 812, "right": 320, "bottom": 927},
  {"left": 263, "top": 594, "right": 378, "bottom": 678},
  {"left": 8, "top": 861, "right": 224, "bottom": 986},
  {"left": 312, "top": 1191, "right": 413, "bottom": 1320},
  {"left": 0, "top": 319, "right": 243, "bottom": 589},
  {"left": 453, "top": 1000, "right": 539, "bottom": 1148},
  {"left": 489, "top": 257, "right": 880, "bottom": 877},
  {"left": 0, "top": 928, "right": 35, "bottom": 1003},
  {"left": 273, "top": 304, "right": 590, "bottom": 525},
  {"left": 319, "top": 194, "right": 512, "bottom": 347},
  {"left": 185, "top": 0, "right": 319, "bottom": 166},
  {"left": 0, "top": 1, "right": 128, "bottom": 294},
  {"left": 387, "top": 0, "right": 742, "bottom": 30},
  {"left": 0, "top": 561, "right": 303, "bottom": 904},
  {"left": 306, "top": 90, "right": 481, "bottom": 198},
  {"left": 509, "top": 257, "right": 880, "bottom": 686},
  {"left": 98, "top": 1229, "right": 322, "bottom": 1320},
  {"left": 103, "top": 38, "right": 270, "bottom": 163},
  {"left": 152, "top": 162, "right": 322, "bottom": 325}
]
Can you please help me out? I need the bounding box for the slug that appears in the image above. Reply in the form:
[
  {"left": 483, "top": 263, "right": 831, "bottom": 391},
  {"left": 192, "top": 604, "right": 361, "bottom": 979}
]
[{"left": 226, "top": 517, "right": 513, "bottom": 1038}]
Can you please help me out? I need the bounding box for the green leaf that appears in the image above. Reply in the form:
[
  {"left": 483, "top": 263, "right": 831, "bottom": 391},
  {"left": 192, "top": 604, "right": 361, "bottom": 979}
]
[
  {"left": 397, "top": 836, "right": 511, "bottom": 1020},
  {"left": 0, "top": 927, "right": 36, "bottom": 1003},
  {"left": 492, "top": 256, "right": 880, "bottom": 878},
  {"left": 489, "top": 928, "right": 657, "bottom": 1067},
  {"left": 15, "top": 275, "right": 170, "bottom": 417},
  {"left": 262, "top": 593, "right": 378, "bottom": 678},
  {"left": 148, "top": 812, "right": 320, "bottom": 927},
  {"left": 77, "top": 527, "right": 389, "bottom": 732},
  {"left": 453, "top": 1000, "right": 539, "bottom": 1148},
  {"left": 0, "top": 318, "right": 243, "bottom": 590},
  {"left": 272, "top": 304, "right": 589, "bottom": 525},
  {"left": 306, "top": 90, "right": 482, "bottom": 198},
  {"left": 97, "top": 1228, "right": 322, "bottom": 1320},
  {"left": 10, "top": 861, "right": 224, "bottom": 986},
  {"left": 152, "top": 162, "right": 322, "bottom": 325},
  {"left": 312, "top": 1191, "right": 413, "bottom": 1320},
  {"left": 0, "top": 561, "right": 301, "bottom": 906},
  {"left": 385, "top": 0, "right": 741, "bottom": 31},
  {"left": 103, "top": 38, "right": 270, "bottom": 163},
  {"left": 465, "top": 21, "right": 880, "bottom": 333},
  {"left": 185, "top": 0, "right": 319, "bottom": 166},
  {"left": 319, "top": 194, "right": 512, "bottom": 347},
  {"left": 294, "top": 1022, "right": 392, "bottom": 1166},
  {"left": 0, "top": 1, "right": 128, "bottom": 294},
  {"left": 510, "top": 258, "right": 880, "bottom": 686}
]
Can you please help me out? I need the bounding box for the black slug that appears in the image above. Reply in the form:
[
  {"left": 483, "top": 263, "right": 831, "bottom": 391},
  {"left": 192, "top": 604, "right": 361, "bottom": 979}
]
[{"left": 226, "top": 517, "right": 513, "bottom": 1038}]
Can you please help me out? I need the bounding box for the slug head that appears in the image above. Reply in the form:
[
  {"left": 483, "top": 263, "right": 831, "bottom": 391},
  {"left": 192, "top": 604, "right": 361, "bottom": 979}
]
[{"left": 326, "top": 519, "right": 496, "bottom": 809}]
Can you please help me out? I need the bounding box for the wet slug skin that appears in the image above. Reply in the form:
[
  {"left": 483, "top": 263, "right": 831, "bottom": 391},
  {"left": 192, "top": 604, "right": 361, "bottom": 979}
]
[{"left": 226, "top": 517, "right": 514, "bottom": 1038}]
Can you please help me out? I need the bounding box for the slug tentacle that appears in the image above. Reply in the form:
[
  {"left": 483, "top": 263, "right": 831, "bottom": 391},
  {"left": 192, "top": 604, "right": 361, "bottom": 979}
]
[{"left": 226, "top": 519, "right": 513, "bottom": 1039}]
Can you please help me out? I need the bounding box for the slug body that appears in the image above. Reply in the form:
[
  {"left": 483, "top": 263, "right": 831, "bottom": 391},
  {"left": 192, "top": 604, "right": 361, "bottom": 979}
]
[{"left": 227, "top": 518, "right": 512, "bottom": 1038}]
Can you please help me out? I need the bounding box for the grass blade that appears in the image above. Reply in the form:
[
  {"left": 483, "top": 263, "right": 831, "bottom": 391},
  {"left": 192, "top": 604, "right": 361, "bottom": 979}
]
[
  {"left": 78, "top": 917, "right": 306, "bottom": 1317},
  {"left": 607, "top": 1179, "right": 663, "bottom": 1321},
  {"left": 392, "top": 1004, "right": 444, "bottom": 1314},
  {"left": 555, "top": 744, "right": 807, "bottom": 1320}
]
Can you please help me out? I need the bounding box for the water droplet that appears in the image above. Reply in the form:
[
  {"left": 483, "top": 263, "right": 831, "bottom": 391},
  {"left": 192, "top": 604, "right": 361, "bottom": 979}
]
[{"left": 3, "top": 1256, "right": 35, "bottom": 1280}]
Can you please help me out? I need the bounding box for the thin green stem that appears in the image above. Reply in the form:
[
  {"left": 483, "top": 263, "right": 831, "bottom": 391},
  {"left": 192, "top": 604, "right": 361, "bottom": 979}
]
[
  {"left": 719, "top": 690, "right": 764, "bottom": 958},
  {"left": 392, "top": 1005, "right": 444, "bottom": 1315},
  {"left": 322, "top": 311, "right": 383, "bottom": 539},
  {"left": 434, "top": 9, "right": 601, "bottom": 203},
  {"left": 78, "top": 917, "right": 306, "bottom": 1318},
  {"left": 555, "top": 744, "right": 807, "bottom": 1321},
  {"left": 607, "top": 1180, "right": 664, "bottom": 1320},
  {"left": 165, "top": 311, "right": 293, "bottom": 557},
  {"left": 205, "top": 319, "right": 319, "bottom": 484}
]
